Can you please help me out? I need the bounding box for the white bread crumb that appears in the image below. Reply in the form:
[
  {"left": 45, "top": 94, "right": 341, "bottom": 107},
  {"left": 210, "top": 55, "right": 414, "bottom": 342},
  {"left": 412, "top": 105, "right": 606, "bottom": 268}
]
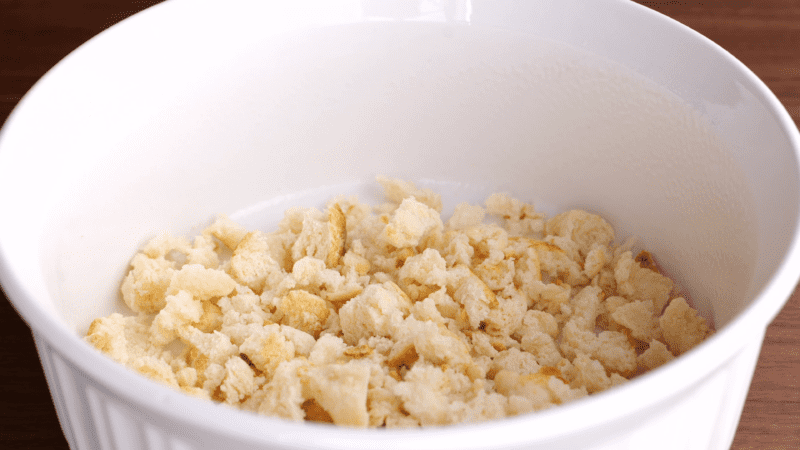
[{"left": 87, "top": 177, "right": 712, "bottom": 428}]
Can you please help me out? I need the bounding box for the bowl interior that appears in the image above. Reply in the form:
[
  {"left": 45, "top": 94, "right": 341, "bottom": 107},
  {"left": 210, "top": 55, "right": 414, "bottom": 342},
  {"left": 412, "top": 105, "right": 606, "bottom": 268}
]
[
  {"left": 29, "top": 20, "right": 773, "bottom": 335},
  {"left": 0, "top": 0, "right": 798, "bottom": 435}
]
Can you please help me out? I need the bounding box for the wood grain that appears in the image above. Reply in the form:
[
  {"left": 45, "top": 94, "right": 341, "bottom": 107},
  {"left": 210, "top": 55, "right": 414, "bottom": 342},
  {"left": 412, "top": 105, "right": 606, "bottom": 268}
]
[{"left": 0, "top": 1, "right": 797, "bottom": 449}]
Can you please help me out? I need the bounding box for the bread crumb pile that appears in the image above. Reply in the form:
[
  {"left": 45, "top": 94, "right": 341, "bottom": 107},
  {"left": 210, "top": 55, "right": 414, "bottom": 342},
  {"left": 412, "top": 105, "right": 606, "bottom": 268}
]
[{"left": 85, "top": 177, "right": 712, "bottom": 427}]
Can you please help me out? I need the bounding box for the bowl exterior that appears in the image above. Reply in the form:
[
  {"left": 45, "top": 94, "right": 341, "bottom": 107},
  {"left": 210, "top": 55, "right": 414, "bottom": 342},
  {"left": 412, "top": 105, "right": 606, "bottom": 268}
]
[{"left": 35, "top": 329, "right": 765, "bottom": 450}]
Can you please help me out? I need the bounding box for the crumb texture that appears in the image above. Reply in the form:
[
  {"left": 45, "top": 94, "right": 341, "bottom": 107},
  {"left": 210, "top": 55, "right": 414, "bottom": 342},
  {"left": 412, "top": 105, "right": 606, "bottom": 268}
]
[{"left": 86, "top": 177, "right": 712, "bottom": 427}]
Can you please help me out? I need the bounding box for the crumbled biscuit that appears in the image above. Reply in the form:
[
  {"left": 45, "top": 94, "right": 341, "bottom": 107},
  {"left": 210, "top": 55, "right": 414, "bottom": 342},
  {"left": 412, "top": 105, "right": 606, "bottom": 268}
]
[
  {"left": 568, "top": 352, "right": 612, "bottom": 394},
  {"left": 339, "top": 282, "right": 412, "bottom": 345},
  {"left": 150, "top": 290, "right": 203, "bottom": 346},
  {"left": 86, "top": 313, "right": 160, "bottom": 366},
  {"left": 217, "top": 300, "right": 269, "bottom": 347},
  {"left": 120, "top": 253, "right": 176, "bottom": 313},
  {"left": 584, "top": 244, "right": 611, "bottom": 279},
  {"left": 520, "top": 329, "right": 563, "bottom": 367},
  {"left": 530, "top": 239, "right": 587, "bottom": 286},
  {"left": 546, "top": 210, "right": 615, "bottom": 258},
  {"left": 610, "top": 299, "right": 661, "bottom": 342},
  {"left": 485, "top": 193, "right": 545, "bottom": 237},
  {"left": 230, "top": 231, "right": 284, "bottom": 294},
  {"left": 186, "top": 234, "right": 220, "bottom": 269},
  {"left": 238, "top": 325, "right": 295, "bottom": 379},
  {"left": 291, "top": 209, "right": 332, "bottom": 265},
  {"left": 410, "top": 296, "right": 446, "bottom": 325},
  {"left": 491, "top": 347, "right": 541, "bottom": 378},
  {"left": 309, "top": 334, "right": 347, "bottom": 365},
  {"left": 377, "top": 176, "right": 443, "bottom": 212},
  {"left": 395, "top": 363, "right": 508, "bottom": 426},
  {"left": 519, "top": 310, "right": 559, "bottom": 338},
  {"left": 570, "top": 286, "right": 604, "bottom": 328},
  {"left": 494, "top": 367, "right": 583, "bottom": 410},
  {"left": 474, "top": 257, "right": 515, "bottom": 292},
  {"left": 342, "top": 250, "right": 370, "bottom": 276},
  {"left": 131, "top": 356, "right": 180, "bottom": 388},
  {"left": 168, "top": 264, "right": 237, "bottom": 301},
  {"left": 180, "top": 327, "right": 238, "bottom": 367},
  {"left": 660, "top": 297, "right": 710, "bottom": 355},
  {"left": 204, "top": 214, "right": 249, "bottom": 251},
  {"left": 87, "top": 177, "right": 712, "bottom": 428},
  {"left": 560, "top": 320, "right": 636, "bottom": 374},
  {"left": 615, "top": 251, "right": 673, "bottom": 313},
  {"left": 453, "top": 274, "right": 496, "bottom": 332},
  {"left": 397, "top": 248, "right": 450, "bottom": 301},
  {"left": 379, "top": 197, "right": 443, "bottom": 249},
  {"left": 303, "top": 361, "right": 372, "bottom": 427},
  {"left": 525, "top": 280, "right": 571, "bottom": 315},
  {"left": 220, "top": 355, "right": 258, "bottom": 404},
  {"left": 484, "top": 288, "right": 527, "bottom": 337},
  {"left": 276, "top": 290, "right": 329, "bottom": 337},
  {"left": 404, "top": 318, "right": 472, "bottom": 368},
  {"left": 367, "top": 382, "right": 404, "bottom": 427},
  {"left": 195, "top": 301, "right": 224, "bottom": 333},
  {"left": 447, "top": 202, "right": 486, "bottom": 230},
  {"left": 545, "top": 235, "right": 582, "bottom": 263},
  {"left": 387, "top": 341, "right": 419, "bottom": 371},
  {"left": 442, "top": 231, "right": 474, "bottom": 267},
  {"left": 326, "top": 204, "right": 347, "bottom": 268},
  {"left": 254, "top": 358, "right": 307, "bottom": 422},
  {"left": 343, "top": 344, "right": 373, "bottom": 359},
  {"left": 278, "top": 324, "right": 316, "bottom": 357},
  {"left": 637, "top": 339, "right": 675, "bottom": 370}
]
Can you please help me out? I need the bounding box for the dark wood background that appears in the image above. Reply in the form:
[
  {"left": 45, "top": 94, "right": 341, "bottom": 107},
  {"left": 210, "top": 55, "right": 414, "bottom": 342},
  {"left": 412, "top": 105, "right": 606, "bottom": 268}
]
[{"left": 0, "top": 1, "right": 797, "bottom": 448}]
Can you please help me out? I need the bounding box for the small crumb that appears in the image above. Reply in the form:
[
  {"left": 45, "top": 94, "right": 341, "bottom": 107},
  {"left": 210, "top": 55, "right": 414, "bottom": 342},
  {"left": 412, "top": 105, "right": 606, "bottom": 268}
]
[{"left": 86, "top": 177, "right": 712, "bottom": 428}]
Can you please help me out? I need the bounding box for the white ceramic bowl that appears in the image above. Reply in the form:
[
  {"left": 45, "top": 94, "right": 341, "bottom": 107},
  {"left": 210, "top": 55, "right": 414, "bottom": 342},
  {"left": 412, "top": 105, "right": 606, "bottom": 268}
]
[{"left": 1, "top": 0, "right": 799, "bottom": 449}]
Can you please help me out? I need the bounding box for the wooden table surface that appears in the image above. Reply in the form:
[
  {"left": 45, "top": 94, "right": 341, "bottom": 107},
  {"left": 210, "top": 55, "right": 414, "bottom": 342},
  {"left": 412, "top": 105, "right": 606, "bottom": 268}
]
[{"left": 0, "top": 1, "right": 797, "bottom": 449}]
